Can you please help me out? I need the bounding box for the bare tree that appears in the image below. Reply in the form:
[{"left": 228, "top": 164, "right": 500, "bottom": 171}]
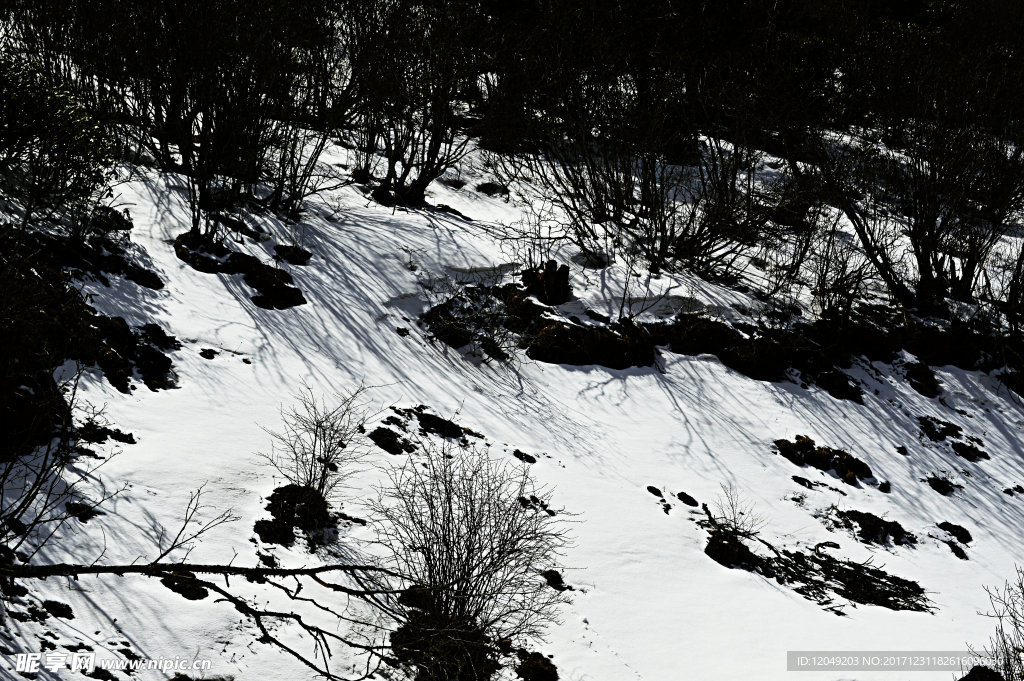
[{"left": 367, "top": 439, "right": 571, "bottom": 681}]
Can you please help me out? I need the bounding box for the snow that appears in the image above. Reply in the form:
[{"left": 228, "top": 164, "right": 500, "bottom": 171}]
[{"left": 9, "top": 150, "right": 1024, "bottom": 681}]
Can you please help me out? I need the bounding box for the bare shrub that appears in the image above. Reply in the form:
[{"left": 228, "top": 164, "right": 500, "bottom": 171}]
[
  {"left": 419, "top": 271, "right": 520, "bottom": 364},
  {"left": 259, "top": 385, "right": 374, "bottom": 502},
  {"left": 710, "top": 482, "right": 766, "bottom": 540},
  {"left": 368, "top": 440, "right": 570, "bottom": 681},
  {"left": 809, "top": 219, "right": 874, "bottom": 318},
  {"left": 973, "top": 566, "right": 1024, "bottom": 681}
]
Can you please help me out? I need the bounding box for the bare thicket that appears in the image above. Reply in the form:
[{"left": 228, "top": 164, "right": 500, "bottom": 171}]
[
  {"left": 367, "top": 439, "right": 571, "bottom": 680},
  {"left": 807, "top": 217, "right": 875, "bottom": 318},
  {"left": 972, "top": 565, "right": 1024, "bottom": 681},
  {"left": 710, "top": 482, "right": 767, "bottom": 540},
  {"left": 260, "top": 385, "right": 374, "bottom": 501}
]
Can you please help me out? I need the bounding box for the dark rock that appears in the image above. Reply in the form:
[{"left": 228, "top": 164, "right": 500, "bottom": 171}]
[
  {"left": 439, "top": 176, "right": 466, "bottom": 190},
  {"left": 541, "top": 569, "right": 572, "bottom": 592},
  {"left": 517, "top": 651, "right": 559, "bottom": 681},
  {"left": 647, "top": 486, "right": 664, "bottom": 497},
  {"left": 951, "top": 441, "right": 989, "bottom": 462},
  {"left": 959, "top": 666, "right": 1005, "bottom": 681},
  {"left": 836, "top": 509, "right": 916, "bottom": 546},
  {"left": 475, "top": 181, "right": 509, "bottom": 197},
  {"left": 138, "top": 323, "right": 180, "bottom": 351},
  {"left": 512, "top": 449, "right": 537, "bottom": 464},
  {"left": 368, "top": 427, "right": 415, "bottom": 455},
  {"left": 160, "top": 572, "right": 209, "bottom": 600},
  {"left": 77, "top": 421, "right": 135, "bottom": 445},
  {"left": 905, "top": 361, "right": 941, "bottom": 397},
  {"left": 775, "top": 436, "right": 874, "bottom": 485},
  {"left": 255, "top": 484, "right": 334, "bottom": 547},
  {"left": 527, "top": 320, "right": 655, "bottom": 370},
  {"left": 274, "top": 244, "right": 312, "bottom": 266},
  {"left": 925, "top": 475, "right": 962, "bottom": 496},
  {"left": 124, "top": 265, "right": 164, "bottom": 290},
  {"left": 945, "top": 541, "right": 969, "bottom": 560},
  {"left": 705, "top": 532, "right": 760, "bottom": 569},
  {"left": 937, "top": 521, "right": 972, "bottom": 544},
  {"left": 174, "top": 232, "right": 305, "bottom": 309},
  {"left": 253, "top": 518, "right": 294, "bottom": 545},
  {"left": 89, "top": 206, "right": 133, "bottom": 232},
  {"left": 879, "top": 481, "right": 891, "bottom": 493},
  {"left": 814, "top": 369, "right": 864, "bottom": 404},
  {"left": 41, "top": 600, "right": 74, "bottom": 619},
  {"left": 918, "top": 416, "right": 962, "bottom": 442},
  {"left": 65, "top": 502, "right": 104, "bottom": 523},
  {"left": 395, "top": 327, "right": 410, "bottom": 337},
  {"left": 199, "top": 348, "right": 218, "bottom": 360},
  {"left": 676, "top": 491, "right": 699, "bottom": 507},
  {"left": 411, "top": 409, "right": 465, "bottom": 439},
  {"left": 251, "top": 285, "right": 307, "bottom": 310}
]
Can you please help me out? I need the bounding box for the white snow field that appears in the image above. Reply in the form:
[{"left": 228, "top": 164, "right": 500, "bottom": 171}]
[{"left": 6, "top": 151, "right": 1024, "bottom": 681}]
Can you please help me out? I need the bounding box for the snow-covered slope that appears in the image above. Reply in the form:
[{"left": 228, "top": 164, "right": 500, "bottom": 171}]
[{"left": 9, "top": 154, "right": 1024, "bottom": 681}]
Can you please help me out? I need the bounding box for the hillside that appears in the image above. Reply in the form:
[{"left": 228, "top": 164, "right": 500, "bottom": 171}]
[{"left": 1, "top": 150, "right": 1021, "bottom": 680}]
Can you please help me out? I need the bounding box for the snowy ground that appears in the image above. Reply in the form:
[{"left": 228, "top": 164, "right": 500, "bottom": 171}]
[{"left": 6, "top": 150, "right": 1024, "bottom": 681}]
